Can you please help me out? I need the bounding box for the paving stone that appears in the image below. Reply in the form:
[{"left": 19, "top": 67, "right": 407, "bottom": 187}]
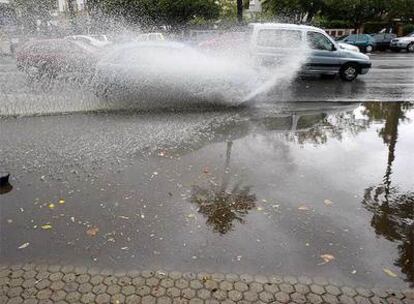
[
  {"left": 104, "top": 277, "right": 118, "bottom": 286},
  {"left": 189, "top": 280, "right": 203, "bottom": 290},
  {"left": 11, "top": 270, "right": 24, "bottom": 279},
  {"left": 118, "top": 277, "right": 131, "bottom": 287},
  {"left": 219, "top": 281, "right": 233, "bottom": 291},
  {"left": 35, "top": 280, "right": 51, "bottom": 290},
  {"left": 47, "top": 265, "right": 61, "bottom": 273},
  {"left": 125, "top": 295, "right": 141, "bottom": 304},
  {"left": 146, "top": 278, "right": 160, "bottom": 287},
  {"left": 188, "top": 298, "right": 203, "bottom": 304},
  {"left": 234, "top": 282, "right": 249, "bottom": 292},
  {"left": 197, "top": 289, "right": 211, "bottom": 300},
  {"left": 342, "top": 287, "right": 357, "bottom": 297},
  {"left": 183, "top": 273, "right": 196, "bottom": 281},
  {"left": 10, "top": 279, "right": 24, "bottom": 288},
  {"left": 354, "top": 295, "right": 371, "bottom": 304},
  {"left": 76, "top": 274, "right": 90, "bottom": 284},
  {"left": 205, "top": 300, "right": 219, "bottom": 304},
  {"left": 166, "top": 288, "right": 181, "bottom": 298},
  {"left": 204, "top": 280, "right": 218, "bottom": 290},
  {"left": 8, "top": 287, "right": 23, "bottom": 298},
  {"left": 92, "top": 284, "right": 107, "bottom": 295},
  {"left": 111, "top": 293, "right": 125, "bottom": 304},
  {"left": 240, "top": 274, "right": 253, "bottom": 283},
  {"left": 62, "top": 274, "right": 76, "bottom": 283},
  {"left": 107, "top": 285, "right": 121, "bottom": 296},
  {"left": 91, "top": 276, "right": 104, "bottom": 286},
  {"left": 21, "top": 287, "right": 37, "bottom": 299},
  {"left": 212, "top": 289, "right": 227, "bottom": 301},
  {"left": 79, "top": 283, "right": 93, "bottom": 294},
  {"left": 35, "top": 273, "right": 49, "bottom": 281},
  {"left": 313, "top": 277, "right": 329, "bottom": 286},
  {"left": 7, "top": 297, "right": 24, "bottom": 304},
  {"left": 298, "top": 276, "right": 313, "bottom": 285},
  {"left": 258, "top": 291, "right": 274, "bottom": 303},
  {"left": 22, "top": 279, "right": 37, "bottom": 289},
  {"left": 49, "top": 273, "right": 63, "bottom": 282},
  {"left": 370, "top": 296, "right": 387, "bottom": 304},
  {"left": 63, "top": 282, "right": 79, "bottom": 293},
  {"left": 322, "top": 294, "right": 339, "bottom": 304},
  {"left": 80, "top": 292, "right": 96, "bottom": 304},
  {"left": 387, "top": 297, "right": 403, "bottom": 304},
  {"left": 142, "top": 295, "right": 156, "bottom": 304},
  {"left": 339, "top": 294, "right": 356, "bottom": 304},
  {"left": 307, "top": 293, "right": 323, "bottom": 304},
  {"left": 175, "top": 279, "right": 188, "bottom": 289},
  {"left": 22, "top": 299, "right": 38, "bottom": 304},
  {"left": 403, "top": 289, "right": 414, "bottom": 300},
  {"left": 326, "top": 285, "right": 341, "bottom": 296},
  {"left": 211, "top": 273, "right": 224, "bottom": 281},
  {"left": 169, "top": 272, "right": 182, "bottom": 280},
  {"left": 291, "top": 292, "right": 307, "bottom": 304},
  {"left": 310, "top": 284, "right": 325, "bottom": 295},
  {"left": 50, "top": 290, "right": 67, "bottom": 302},
  {"left": 254, "top": 275, "right": 268, "bottom": 284},
  {"left": 225, "top": 274, "right": 239, "bottom": 282},
  {"left": 250, "top": 282, "right": 264, "bottom": 293},
  {"left": 263, "top": 282, "right": 279, "bottom": 294},
  {"left": 274, "top": 291, "right": 290, "bottom": 303},
  {"left": 157, "top": 297, "right": 172, "bottom": 304},
  {"left": 151, "top": 286, "right": 166, "bottom": 297},
  {"left": 96, "top": 293, "right": 111, "bottom": 304},
  {"left": 294, "top": 283, "right": 310, "bottom": 295},
  {"left": 355, "top": 287, "right": 373, "bottom": 298},
  {"left": 137, "top": 286, "right": 151, "bottom": 296},
  {"left": 142, "top": 271, "right": 154, "bottom": 279},
  {"left": 132, "top": 277, "right": 145, "bottom": 286},
  {"left": 65, "top": 291, "right": 81, "bottom": 303},
  {"left": 36, "top": 289, "right": 52, "bottom": 301},
  {"left": 61, "top": 266, "right": 74, "bottom": 274},
  {"left": 23, "top": 272, "right": 37, "bottom": 280},
  {"left": 279, "top": 283, "right": 294, "bottom": 294},
  {"left": 181, "top": 288, "right": 195, "bottom": 299},
  {"left": 121, "top": 286, "right": 135, "bottom": 296}
]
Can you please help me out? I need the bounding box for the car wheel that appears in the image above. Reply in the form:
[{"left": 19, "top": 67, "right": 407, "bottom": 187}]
[
  {"left": 365, "top": 45, "right": 374, "bottom": 53},
  {"left": 340, "top": 63, "right": 359, "bottom": 81},
  {"left": 407, "top": 43, "right": 414, "bottom": 53}
]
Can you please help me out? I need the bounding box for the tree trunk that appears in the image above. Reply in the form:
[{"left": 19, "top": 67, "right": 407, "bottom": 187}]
[
  {"left": 237, "top": 0, "right": 243, "bottom": 23},
  {"left": 67, "top": 0, "right": 76, "bottom": 32}
]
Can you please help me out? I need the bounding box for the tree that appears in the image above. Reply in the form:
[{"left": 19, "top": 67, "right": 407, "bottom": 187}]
[
  {"left": 88, "top": 0, "right": 220, "bottom": 27},
  {"left": 262, "top": 0, "right": 325, "bottom": 22},
  {"left": 12, "top": 0, "right": 56, "bottom": 33}
]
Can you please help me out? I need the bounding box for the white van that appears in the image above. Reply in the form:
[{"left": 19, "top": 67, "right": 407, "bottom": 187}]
[{"left": 249, "top": 23, "right": 372, "bottom": 81}]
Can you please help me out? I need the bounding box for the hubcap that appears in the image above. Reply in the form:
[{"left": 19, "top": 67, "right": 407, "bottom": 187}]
[
  {"left": 345, "top": 67, "right": 356, "bottom": 79},
  {"left": 409, "top": 44, "right": 414, "bottom": 52},
  {"left": 366, "top": 46, "right": 373, "bottom": 52}
]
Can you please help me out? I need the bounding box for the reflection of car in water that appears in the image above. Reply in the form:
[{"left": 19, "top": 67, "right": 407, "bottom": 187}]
[
  {"left": 16, "top": 39, "right": 100, "bottom": 81},
  {"left": 336, "top": 34, "right": 376, "bottom": 53},
  {"left": 249, "top": 23, "right": 371, "bottom": 81}
]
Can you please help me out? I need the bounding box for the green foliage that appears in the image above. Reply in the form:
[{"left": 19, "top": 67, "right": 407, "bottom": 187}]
[
  {"left": 262, "top": 0, "right": 325, "bottom": 22},
  {"left": 12, "top": 0, "right": 56, "bottom": 32},
  {"left": 402, "top": 24, "right": 414, "bottom": 35},
  {"left": 88, "top": 0, "right": 220, "bottom": 26}
]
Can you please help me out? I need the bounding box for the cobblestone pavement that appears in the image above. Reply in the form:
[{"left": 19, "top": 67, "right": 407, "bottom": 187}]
[{"left": 0, "top": 264, "right": 413, "bottom": 304}]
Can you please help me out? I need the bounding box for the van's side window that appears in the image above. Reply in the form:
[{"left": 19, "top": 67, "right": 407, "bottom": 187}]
[
  {"left": 307, "top": 32, "right": 334, "bottom": 51},
  {"left": 257, "top": 29, "right": 302, "bottom": 48}
]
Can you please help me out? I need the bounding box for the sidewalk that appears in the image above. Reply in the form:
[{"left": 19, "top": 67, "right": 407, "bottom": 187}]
[{"left": 0, "top": 264, "right": 413, "bottom": 304}]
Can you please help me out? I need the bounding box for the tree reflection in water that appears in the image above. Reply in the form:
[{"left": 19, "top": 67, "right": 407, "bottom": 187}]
[
  {"left": 361, "top": 102, "right": 414, "bottom": 286},
  {"left": 190, "top": 141, "right": 256, "bottom": 234}
]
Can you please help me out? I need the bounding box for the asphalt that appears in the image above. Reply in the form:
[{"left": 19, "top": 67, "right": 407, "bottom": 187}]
[{"left": 0, "top": 53, "right": 414, "bottom": 299}]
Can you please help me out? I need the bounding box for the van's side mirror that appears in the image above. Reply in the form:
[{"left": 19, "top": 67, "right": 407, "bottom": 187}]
[{"left": 331, "top": 44, "right": 337, "bottom": 51}]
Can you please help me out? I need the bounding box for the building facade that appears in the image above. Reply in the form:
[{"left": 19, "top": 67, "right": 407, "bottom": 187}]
[{"left": 57, "top": 0, "right": 86, "bottom": 13}]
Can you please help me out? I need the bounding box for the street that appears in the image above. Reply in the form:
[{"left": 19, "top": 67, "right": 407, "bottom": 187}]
[{"left": 1, "top": 52, "right": 414, "bottom": 302}]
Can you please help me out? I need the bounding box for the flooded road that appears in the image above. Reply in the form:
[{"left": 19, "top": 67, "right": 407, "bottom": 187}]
[{"left": 1, "top": 102, "right": 413, "bottom": 289}]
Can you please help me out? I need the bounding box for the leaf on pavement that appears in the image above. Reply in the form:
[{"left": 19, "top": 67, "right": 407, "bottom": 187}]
[
  {"left": 86, "top": 227, "right": 99, "bottom": 237},
  {"left": 18, "top": 242, "right": 30, "bottom": 249},
  {"left": 324, "top": 199, "right": 334, "bottom": 206},
  {"left": 320, "top": 254, "right": 335, "bottom": 264},
  {"left": 41, "top": 224, "right": 52, "bottom": 230},
  {"left": 298, "top": 205, "right": 310, "bottom": 211},
  {"left": 58, "top": 199, "right": 65, "bottom": 204},
  {"left": 48, "top": 203, "right": 55, "bottom": 209},
  {"left": 383, "top": 268, "right": 398, "bottom": 278}
]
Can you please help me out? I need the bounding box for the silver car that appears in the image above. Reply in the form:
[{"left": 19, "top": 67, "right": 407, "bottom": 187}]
[
  {"left": 390, "top": 32, "right": 414, "bottom": 53},
  {"left": 249, "top": 23, "right": 372, "bottom": 81}
]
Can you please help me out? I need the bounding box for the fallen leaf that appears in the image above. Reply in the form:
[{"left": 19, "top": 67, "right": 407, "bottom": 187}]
[
  {"left": 41, "top": 224, "right": 52, "bottom": 230},
  {"left": 383, "top": 268, "right": 398, "bottom": 278},
  {"left": 256, "top": 207, "right": 264, "bottom": 211},
  {"left": 118, "top": 216, "right": 129, "bottom": 220},
  {"left": 320, "top": 254, "right": 335, "bottom": 264},
  {"left": 86, "top": 227, "right": 99, "bottom": 237},
  {"left": 324, "top": 199, "right": 334, "bottom": 206},
  {"left": 48, "top": 203, "right": 55, "bottom": 209},
  {"left": 187, "top": 214, "right": 195, "bottom": 218},
  {"left": 58, "top": 199, "right": 65, "bottom": 204},
  {"left": 203, "top": 167, "right": 209, "bottom": 174},
  {"left": 298, "top": 205, "right": 310, "bottom": 211},
  {"left": 18, "top": 242, "right": 30, "bottom": 249}
]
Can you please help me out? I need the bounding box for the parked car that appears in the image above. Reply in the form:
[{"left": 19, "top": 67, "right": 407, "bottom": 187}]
[
  {"left": 64, "top": 35, "right": 111, "bottom": 48},
  {"left": 371, "top": 32, "right": 397, "bottom": 51},
  {"left": 16, "top": 39, "right": 101, "bottom": 81},
  {"left": 249, "top": 23, "right": 371, "bottom": 81},
  {"left": 136, "top": 33, "right": 165, "bottom": 41},
  {"left": 337, "top": 42, "right": 360, "bottom": 53},
  {"left": 390, "top": 32, "right": 414, "bottom": 53},
  {"left": 336, "top": 34, "right": 376, "bottom": 53}
]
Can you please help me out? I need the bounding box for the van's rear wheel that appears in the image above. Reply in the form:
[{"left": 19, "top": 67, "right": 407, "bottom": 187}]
[
  {"left": 365, "top": 45, "right": 374, "bottom": 53},
  {"left": 407, "top": 43, "right": 414, "bottom": 53},
  {"left": 340, "top": 63, "right": 359, "bottom": 81}
]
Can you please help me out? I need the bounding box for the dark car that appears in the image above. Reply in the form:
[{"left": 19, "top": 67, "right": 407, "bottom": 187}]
[
  {"left": 371, "top": 32, "right": 397, "bottom": 51},
  {"left": 337, "top": 34, "right": 376, "bottom": 53},
  {"left": 16, "top": 39, "right": 100, "bottom": 81}
]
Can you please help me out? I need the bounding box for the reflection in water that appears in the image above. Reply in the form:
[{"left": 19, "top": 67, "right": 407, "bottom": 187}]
[
  {"left": 0, "top": 182, "right": 13, "bottom": 195},
  {"left": 191, "top": 142, "right": 256, "bottom": 234},
  {"left": 361, "top": 102, "right": 414, "bottom": 286}
]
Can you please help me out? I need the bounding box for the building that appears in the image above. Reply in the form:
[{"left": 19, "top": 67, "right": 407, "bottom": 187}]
[{"left": 248, "top": 0, "right": 262, "bottom": 13}]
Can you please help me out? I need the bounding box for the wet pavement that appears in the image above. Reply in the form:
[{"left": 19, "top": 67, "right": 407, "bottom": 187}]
[
  {"left": 0, "top": 53, "right": 414, "bottom": 117},
  {"left": 1, "top": 100, "right": 414, "bottom": 292}
]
